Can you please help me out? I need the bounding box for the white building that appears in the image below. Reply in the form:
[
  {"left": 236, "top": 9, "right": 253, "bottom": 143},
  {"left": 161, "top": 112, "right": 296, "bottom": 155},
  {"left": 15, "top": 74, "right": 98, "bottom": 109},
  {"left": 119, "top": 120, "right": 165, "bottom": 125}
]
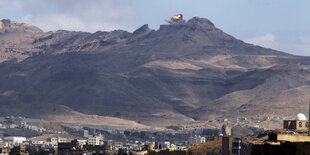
[
  {"left": 87, "top": 136, "right": 103, "bottom": 145},
  {"left": 113, "top": 142, "right": 123, "bottom": 150},
  {"left": 189, "top": 135, "right": 206, "bottom": 145},
  {"left": 4, "top": 136, "right": 26, "bottom": 144},
  {"left": 157, "top": 141, "right": 171, "bottom": 149},
  {"left": 46, "top": 137, "right": 67, "bottom": 146},
  {"left": 31, "top": 140, "right": 44, "bottom": 145},
  {"left": 77, "top": 139, "right": 87, "bottom": 146}
]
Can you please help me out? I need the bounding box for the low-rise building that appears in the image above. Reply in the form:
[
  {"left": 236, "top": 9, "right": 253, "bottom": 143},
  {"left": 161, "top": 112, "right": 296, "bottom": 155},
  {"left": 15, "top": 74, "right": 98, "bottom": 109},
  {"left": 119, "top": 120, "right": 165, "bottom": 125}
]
[
  {"left": 10, "top": 146, "right": 28, "bottom": 155},
  {"left": 0, "top": 147, "right": 9, "bottom": 155},
  {"left": 189, "top": 136, "right": 206, "bottom": 145},
  {"left": 252, "top": 133, "right": 310, "bottom": 155},
  {"left": 283, "top": 113, "right": 309, "bottom": 131},
  {"left": 83, "top": 145, "right": 111, "bottom": 155},
  {"left": 58, "top": 139, "right": 83, "bottom": 155},
  {"left": 46, "top": 137, "right": 67, "bottom": 146},
  {"left": 113, "top": 142, "right": 123, "bottom": 150},
  {"left": 3, "top": 137, "right": 26, "bottom": 144},
  {"left": 283, "top": 120, "right": 309, "bottom": 130},
  {"left": 87, "top": 136, "right": 102, "bottom": 145},
  {"left": 154, "top": 141, "right": 171, "bottom": 149}
]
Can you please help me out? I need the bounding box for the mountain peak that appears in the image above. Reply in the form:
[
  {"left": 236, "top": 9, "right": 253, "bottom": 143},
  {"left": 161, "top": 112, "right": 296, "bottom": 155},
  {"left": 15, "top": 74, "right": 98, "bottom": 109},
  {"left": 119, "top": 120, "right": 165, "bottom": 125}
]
[
  {"left": 0, "top": 16, "right": 306, "bottom": 129},
  {"left": 158, "top": 16, "right": 217, "bottom": 32},
  {"left": 133, "top": 24, "right": 152, "bottom": 35},
  {"left": 0, "top": 19, "right": 43, "bottom": 33},
  {"left": 0, "top": 19, "right": 11, "bottom": 26},
  {"left": 186, "top": 17, "right": 215, "bottom": 28}
]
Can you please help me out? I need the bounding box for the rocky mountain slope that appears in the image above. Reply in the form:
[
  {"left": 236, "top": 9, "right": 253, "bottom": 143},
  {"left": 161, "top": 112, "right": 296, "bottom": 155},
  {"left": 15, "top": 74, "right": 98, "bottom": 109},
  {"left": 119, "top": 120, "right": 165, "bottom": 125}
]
[{"left": 0, "top": 18, "right": 310, "bottom": 128}]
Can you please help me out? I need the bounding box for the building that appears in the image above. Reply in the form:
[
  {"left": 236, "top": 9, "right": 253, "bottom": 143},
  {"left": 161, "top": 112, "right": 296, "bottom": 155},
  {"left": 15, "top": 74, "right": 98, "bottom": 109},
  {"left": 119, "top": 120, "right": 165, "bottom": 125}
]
[
  {"left": 144, "top": 144, "right": 153, "bottom": 151},
  {"left": 58, "top": 139, "right": 83, "bottom": 155},
  {"left": 231, "top": 138, "right": 242, "bottom": 155},
  {"left": 283, "top": 120, "right": 309, "bottom": 130},
  {"left": 83, "top": 130, "right": 90, "bottom": 138},
  {"left": 189, "top": 135, "right": 206, "bottom": 145},
  {"left": 222, "top": 136, "right": 243, "bottom": 155},
  {"left": 154, "top": 141, "right": 171, "bottom": 149},
  {"left": 77, "top": 139, "right": 87, "bottom": 146},
  {"left": 118, "top": 148, "right": 127, "bottom": 154},
  {"left": 3, "top": 137, "right": 26, "bottom": 144},
  {"left": 0, "top": 147, "right": 9, "bottom": 155},
  {"left": 46, "top": 137, "right": 67, "bottom": 146},
  {"left": 46, "top": 138, "right": 57, "bottom": 146},
  {"left": 207, "top": 136, "right": 223, "bottom": 141},
  {"left": 252, "top": 133, "right": 310, "bottom": 155},
  {"left": 250, "top": 101, "right": 310, "bottom": 154},
  {"left": 83, "top": 145, "right": 111, "bottom": 155},
  {"left": 87, "top": 136, "right": 102, "bottom": 145},
  {"left": 222, "top": 136, "right": 233, "bottom": 155},
  {"left": 283, "top": 113, "right": 309, "bottom": 131},
  {"left": 0, "top": 131, "right": 4, "bottom": 139},
  {"left": 10, "top": 146, "right": 28, "bottom": 155},
  {"left": 113, "top": 142, "right": 123, "bottom": 150}
]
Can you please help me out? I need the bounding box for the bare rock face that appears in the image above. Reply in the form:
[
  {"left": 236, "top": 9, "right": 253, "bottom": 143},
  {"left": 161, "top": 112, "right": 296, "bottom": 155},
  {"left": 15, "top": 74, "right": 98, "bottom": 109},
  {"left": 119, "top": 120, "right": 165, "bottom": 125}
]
[
  {"left": 133, "top": 24, "right": 152, "bottom": 35},
  {"left": 0, "top": 19, "right": 43, "bottom": 33},
  {"left": 0, "top": 17, "right": 309, "bottom": 127},
  {"left": 0, "top": 19, "right": 45, "bottom": 62}
]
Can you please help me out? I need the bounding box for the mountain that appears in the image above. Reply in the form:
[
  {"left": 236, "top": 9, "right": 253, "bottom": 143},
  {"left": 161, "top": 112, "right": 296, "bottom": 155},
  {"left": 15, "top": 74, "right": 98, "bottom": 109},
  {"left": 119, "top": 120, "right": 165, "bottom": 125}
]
[{"left": 0, "top": 18, "right": 310, "bottom": 128}]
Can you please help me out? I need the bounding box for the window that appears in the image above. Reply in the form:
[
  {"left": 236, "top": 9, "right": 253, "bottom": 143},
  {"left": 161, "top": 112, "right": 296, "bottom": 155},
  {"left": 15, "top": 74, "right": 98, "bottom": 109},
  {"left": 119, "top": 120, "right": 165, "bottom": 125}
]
[
  {"left": 232, "top": 149, "right": 240, "bottom": 154},
  {"left": 232, "top": 142, "right": 239, "bottom": 147},
  {"left": 299, "top": 122, "right": 302, "bottom": 128},
  {"left": 306, "top": 122, "right": 309, "bottom": 127}
]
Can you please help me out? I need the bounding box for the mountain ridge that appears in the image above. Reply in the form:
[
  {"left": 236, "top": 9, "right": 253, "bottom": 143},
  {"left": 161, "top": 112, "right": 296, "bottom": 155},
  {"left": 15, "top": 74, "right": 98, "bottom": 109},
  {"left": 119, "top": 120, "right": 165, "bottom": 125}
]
[{"left": 0, "top": 17, "right": 309, "bottom": 128}]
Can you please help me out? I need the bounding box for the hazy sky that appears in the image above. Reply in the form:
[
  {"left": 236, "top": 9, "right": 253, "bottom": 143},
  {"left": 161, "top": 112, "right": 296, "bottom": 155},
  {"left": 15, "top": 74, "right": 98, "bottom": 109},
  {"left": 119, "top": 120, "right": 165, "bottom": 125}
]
[{"left": 1, "top": 0, "right": 310, "bottom": 56}]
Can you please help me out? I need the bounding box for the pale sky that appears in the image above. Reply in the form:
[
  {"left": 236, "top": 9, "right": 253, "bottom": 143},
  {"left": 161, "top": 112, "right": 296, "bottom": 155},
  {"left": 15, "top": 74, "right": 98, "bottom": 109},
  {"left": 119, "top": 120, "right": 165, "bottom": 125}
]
[{"left": 1, "top": 0, "right": 310, "bottom": 56}]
